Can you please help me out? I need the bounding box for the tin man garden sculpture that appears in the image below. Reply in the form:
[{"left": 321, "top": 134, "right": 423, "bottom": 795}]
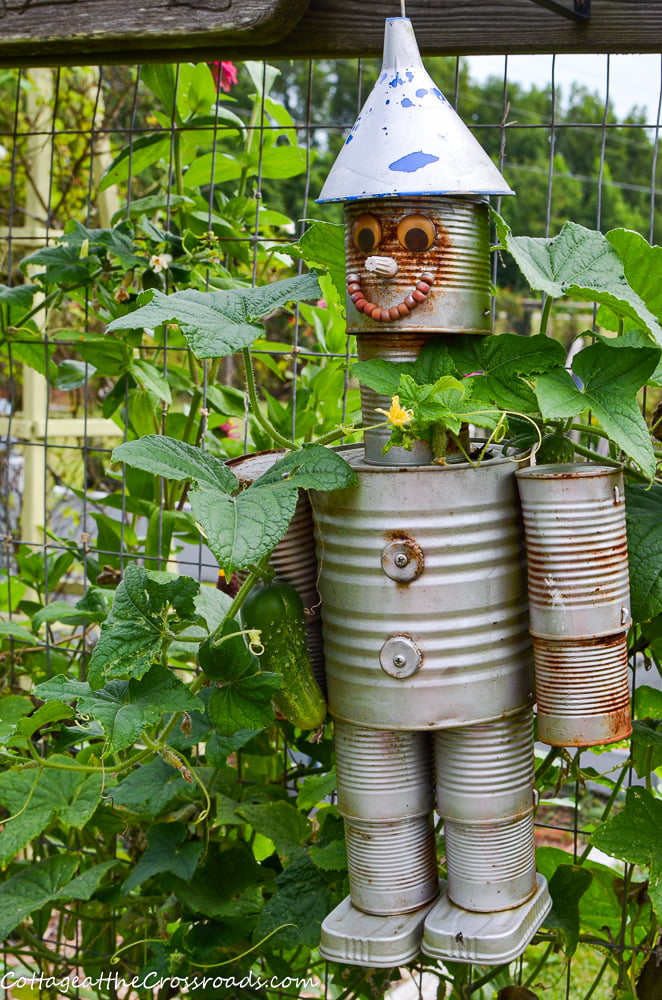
[{"left": 304, "top": 15, "right": 633, "bottom": 968}]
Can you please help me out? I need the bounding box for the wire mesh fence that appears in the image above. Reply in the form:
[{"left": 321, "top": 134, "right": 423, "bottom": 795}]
[{"left": 0, "top": 43, "right": 661, "bottom": 1000}]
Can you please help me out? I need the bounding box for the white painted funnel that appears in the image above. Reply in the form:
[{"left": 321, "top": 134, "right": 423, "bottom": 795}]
[{"left": 317, "top": 18, "right": 514, "bottom": 203}]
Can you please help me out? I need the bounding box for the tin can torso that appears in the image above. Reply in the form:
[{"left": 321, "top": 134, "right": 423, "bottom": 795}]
[{"left": 311, "top": 448, "right": 533, "bottom": 730}]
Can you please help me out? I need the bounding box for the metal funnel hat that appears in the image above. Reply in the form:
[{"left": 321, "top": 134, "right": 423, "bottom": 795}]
[{"left": 317, "top": 18, "right": 514, "bottom": 202}]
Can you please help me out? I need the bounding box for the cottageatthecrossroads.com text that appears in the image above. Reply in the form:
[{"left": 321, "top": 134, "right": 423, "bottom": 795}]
[{"left": 1, "top": 970, "right": 317, "bottom": 993}]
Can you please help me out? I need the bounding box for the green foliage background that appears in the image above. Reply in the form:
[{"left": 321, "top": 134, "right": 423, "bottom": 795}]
[{"left": 0, "top": 54, "right": 661, "bottom": 1000}]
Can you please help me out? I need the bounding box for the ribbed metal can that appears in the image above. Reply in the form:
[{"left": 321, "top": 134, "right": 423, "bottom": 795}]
[
  {"left": 515, "top": 464, "right": 631, "bottom": 639},
  {"left": 344, "top": 813, "right": 439, "bottom": 914},
  {"left": 357, "top": 332, "right": 433, "bottom": 465},
  {"left": 311, "top": 447, "right": 533, "bottom": 730},
  {"left": 344, "top": 197, "right": 492, "bottom": 335},
  {"left": 227, "top": 451, "right": 325, "bottom": 689},
  {"left": 434, "top": 707, "right": 535, "bottom": 821},
  {"left": 334, "top": 722, "right": 434, "bottom": 819},
  {"left": 533, "top": 632, "right": 632, "bottom": 746},
  {"left": 443, "top": 812, "right": 537, "bottom": 912}
]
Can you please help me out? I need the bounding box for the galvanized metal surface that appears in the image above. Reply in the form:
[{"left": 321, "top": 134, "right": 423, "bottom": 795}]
[
  {"left": 344, "top": 814, "right": 440, "bottom": 914},
  {"left": 516, "top": 463, "right": 631, "bottom": 638},
  {"left": 319, "top": 893, "right": 437, "bottom": 968},
  {"left": 345, "top": 198, "right": 492, "bottom": 335},
  {"left": 317, "top": 17, "right": 514, "bottom": 202},
  {"left": 422, "top": 874, "right": 552, "bottom": 965},
  {"left": 334, "top": 723, "right": 434, "bottom": 819},
  {"left": 442, "top": 812, "right": 537, "bottom": 912},
  {"left": 356, "top": 331, "right": 432, "bottom": 464},
  {"left": 434, "top": 708, "right": 535, "bottom": 820},
  {"left": 311, "top": 448, "right": 533, "bottom": 730},
  {"left": 534, "top": 632, "right": 632, "bottom": 746},
  {"left": 434, "top": 709, "right": 537, "bottom": 912}
]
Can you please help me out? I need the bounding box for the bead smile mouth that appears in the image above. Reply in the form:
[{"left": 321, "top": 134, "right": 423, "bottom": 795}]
[{"left": 346, "top": 269, "right": 435, "bottom": 323}]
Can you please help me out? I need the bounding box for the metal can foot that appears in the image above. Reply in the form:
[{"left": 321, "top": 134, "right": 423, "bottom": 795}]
[
  {"left": 319, "top": 893, "right": 439, "bottom": 968},
  {"left": 421, "top": 874, "right": 551, "bottom": 965}
]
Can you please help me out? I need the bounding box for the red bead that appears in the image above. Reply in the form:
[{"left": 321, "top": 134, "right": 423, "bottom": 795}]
[
  {"left": 405, "top": 294, "right": 417, "bottom": 308},
  {"left": 350, "top": 291, "right": 364, "bottom": 303},
  {"left": 416, "top": 281, "right": 431, "bottom": 294},
  {"left": 371, "top": 306, "right": 383, "bottom": 320},
  {"left": 347, "top": 272, "right": 360, "bottom": 284},
  {"left": 397, "top": 302, "right": 410, "bottom": 316},
  {"left": 380, "top": 309, "right": 391, "bottom": 322},
  {"left": 421, "top": 271, "right": 435, "bottom": 283},
  {"left": 348, "top": 282, "right": 362, "bottom": 295},
  {"left": 389, "top": 306, "right": 401, "bottom": 320},
  {"left": 412, "top": 290, "right": 426, "bottom": 303},
  {"left": 354, "top": 298, "right": 367, "bottom": 311},
  {"left": 363, "top": 302, "right": 376, "bottom": 315}
]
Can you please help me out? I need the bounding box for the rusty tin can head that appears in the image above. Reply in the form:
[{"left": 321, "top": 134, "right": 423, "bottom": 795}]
[
  {"left": 515, "top": 463, "right": 631, "bottom": 639},
  {"left": 344, "top": 197, "right": 492, "bottom": 336}
]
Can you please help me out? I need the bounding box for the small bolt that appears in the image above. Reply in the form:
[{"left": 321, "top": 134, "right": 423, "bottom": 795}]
[
  {"left": 394, "top": 552, "right": 409, "bottom": 568},
  {"left": 392, "top": 654, "right": 407, "bottom": 669}
]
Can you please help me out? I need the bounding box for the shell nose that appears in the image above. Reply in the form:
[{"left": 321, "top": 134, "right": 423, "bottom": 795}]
[{"left": 364, "top": 255, "right": 399, "bottom": 278}]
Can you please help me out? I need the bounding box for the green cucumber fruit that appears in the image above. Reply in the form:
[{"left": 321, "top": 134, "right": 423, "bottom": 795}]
[
  {"left": 537, "top": 430, "right": 575, "bottom": 464},
  {"left": 241, "top": 580, "right": 326, "bottom": 730}
]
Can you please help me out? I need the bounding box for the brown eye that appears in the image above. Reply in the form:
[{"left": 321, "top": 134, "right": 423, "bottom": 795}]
[
  {"left": 352, "top": 214, "right": 381, "bottom": 253},
  {"left": 397, "top": 214, "right": 436, "bottom": 252}
]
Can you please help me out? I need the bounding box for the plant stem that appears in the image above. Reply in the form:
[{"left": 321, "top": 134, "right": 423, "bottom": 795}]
[
  {"left": 539, "top": 294, "right": 554, "bottom": 335},
  {"left": 577, "top": 760, "right": 628, "bottom": 863},
  {"left": 313, "top": 423, "right": 357, "bottom": 446},
  {"left": 182, "top": 388, "right": 202, "bottom": 445},
  {"left": 242, "top": 346, "right": 296, "bottom": 450},
  {"left": 15, "top": 746, "right": 153, "bottom": 775},
  {"left": 208, "top": 555, "right": 272, "bottom": 646}
]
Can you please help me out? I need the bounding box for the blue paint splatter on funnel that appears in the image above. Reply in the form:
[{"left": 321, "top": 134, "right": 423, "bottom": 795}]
[{"left": 389, "top": 151, "right": 440, "bottom": 173}]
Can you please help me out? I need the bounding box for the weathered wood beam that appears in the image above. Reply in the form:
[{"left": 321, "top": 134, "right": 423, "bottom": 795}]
[
  {"left": 0, "top": 0, "right": 660, "bottom": 66},
  {"left": 272, "top": 0, "right": 662, "bottom": 57},
  {"left": 0, "top": 0, "right": 310, "bottom": 66}
]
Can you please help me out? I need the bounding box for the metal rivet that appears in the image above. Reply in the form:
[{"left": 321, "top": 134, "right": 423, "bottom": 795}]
[
  {"left": 381, "top": 538, "right": 424, "bottom": 582},
  {"left": 379, "top": 635, "right": 423, "bottom": 679}
]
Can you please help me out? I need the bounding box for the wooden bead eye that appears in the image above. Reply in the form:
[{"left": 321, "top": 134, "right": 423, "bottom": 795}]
[
  {"left": 351, "top": 214, "right": 382, "bottom": 253},
  {"left": 397, "top": 214, "right": 436, "bottom": 252}
]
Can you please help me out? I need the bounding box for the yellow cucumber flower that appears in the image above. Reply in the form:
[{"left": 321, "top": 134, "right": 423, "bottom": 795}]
[{"left": 375, "top": 395, "right": 414, "bottom": 427}]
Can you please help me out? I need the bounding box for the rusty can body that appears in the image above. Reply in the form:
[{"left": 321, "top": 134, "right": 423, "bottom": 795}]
[
  {"left": 334, "top": 721, "right": 439, "bottom": 914},
  {"left": 434, "top": 708, "right": 537, "bottom": 912},
  {"left": 533, "top": 633, "right": 632, "bottom": 746},
  {"left": 516, "top": 463, "right": 632, "bottom": 747},
  {"left": 311, "top": 448, "right": 533, "bottom": 730},
  {"left": 515, "top": 464, "right": 631, "bottom": 638}
]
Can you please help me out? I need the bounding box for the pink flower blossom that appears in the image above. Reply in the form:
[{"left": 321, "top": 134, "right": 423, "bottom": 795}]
[
  {"left": 208, "top": 62, "right": 239, "bottom": 93},
  {"left": 218, "top": 420, "right": 239, "bottom": 440}
]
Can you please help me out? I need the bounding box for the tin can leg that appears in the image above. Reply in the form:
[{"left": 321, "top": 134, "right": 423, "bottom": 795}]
[
  {"left": 319, "top": 721, "right": 440, "bottom": 967},
  {"left": 422, "top": 708, "right": 552, "bottom": 964}
]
